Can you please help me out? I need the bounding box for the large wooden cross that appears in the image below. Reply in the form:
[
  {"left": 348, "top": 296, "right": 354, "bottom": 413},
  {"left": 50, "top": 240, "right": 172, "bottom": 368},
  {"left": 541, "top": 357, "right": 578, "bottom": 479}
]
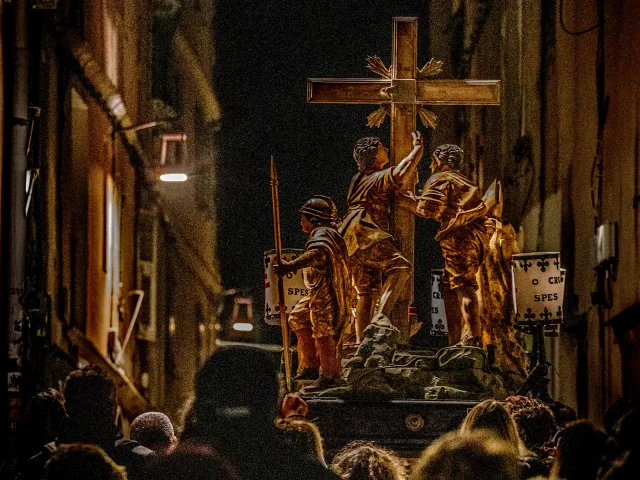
[{"left": 307, "top": 17, "right": 500, "bottom": 343}]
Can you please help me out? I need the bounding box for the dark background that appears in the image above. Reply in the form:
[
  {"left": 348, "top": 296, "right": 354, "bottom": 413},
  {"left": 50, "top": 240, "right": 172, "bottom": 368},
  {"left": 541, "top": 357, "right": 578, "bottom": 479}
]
[{"left": 215, "top": 0, "right": 444, "bottom": 344}]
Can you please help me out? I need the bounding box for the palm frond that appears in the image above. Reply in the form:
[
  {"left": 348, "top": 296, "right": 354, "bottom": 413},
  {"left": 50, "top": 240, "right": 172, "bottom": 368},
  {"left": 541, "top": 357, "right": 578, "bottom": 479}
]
[{"left": 367, "top": 105, "right": 390, "bottom": 128}]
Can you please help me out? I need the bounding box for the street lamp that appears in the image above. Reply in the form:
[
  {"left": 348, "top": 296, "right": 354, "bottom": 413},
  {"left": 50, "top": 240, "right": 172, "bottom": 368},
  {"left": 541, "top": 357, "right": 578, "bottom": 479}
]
[
  {"left": 113, "top": 122, "right": 190, "bottom": 182},
  {"left": 156, "top": 133, "right": 190, "bottom": 182}
]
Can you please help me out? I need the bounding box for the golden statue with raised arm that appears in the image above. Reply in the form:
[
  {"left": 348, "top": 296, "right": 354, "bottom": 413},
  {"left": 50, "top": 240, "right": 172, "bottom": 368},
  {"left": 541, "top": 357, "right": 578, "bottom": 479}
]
[{"left": 339, "top": 131, "right": 424, "bottom": 343}]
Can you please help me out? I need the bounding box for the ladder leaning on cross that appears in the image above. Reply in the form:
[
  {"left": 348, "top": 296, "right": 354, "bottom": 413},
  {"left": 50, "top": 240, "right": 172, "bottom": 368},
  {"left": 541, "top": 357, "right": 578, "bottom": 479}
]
[{"left": 306, "top": 17, "right": 501, "bottom": 344}]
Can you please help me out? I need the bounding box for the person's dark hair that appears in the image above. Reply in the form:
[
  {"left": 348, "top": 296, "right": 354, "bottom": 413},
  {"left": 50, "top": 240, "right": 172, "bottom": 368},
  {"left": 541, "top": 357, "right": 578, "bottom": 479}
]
[
  {"left": 44, "top": 443, "right": 126, "bottom": 480},
  {"left": 21, "top": 388, "right": 67, "bottom": 459},
  {"left": 504, "top": 396, "right": 556, "bottom": 451},
  {"left": 551, "top": 420, "right": 606, "bottom": 480},
  {"left": 433, "top": 144, "right": 464, "bottom": 171},
  {"left": 131, "top": 412, "right": 175, "bottom": 453},
  {"left": 353, "top": 137, "right": 382, "bottom": 173},
  {"left": 190, "top": 346, "right": 279, "bottom": 443},
  {"left": 460, "top": 400, "right": 527, "bottom": 456},
  {"left": 141, "top": 443, "right": 242, "bottom": 480},
  {"left": 411, "top": 431, "right": 521, "bottom": 480},
  {"left": 275, "top": 418, "right": 326, "bottom": 467},
  {"left": 603, "top": 398, "right": 637, "bottom": 436},
  {"left": 63, "top": 367, "right": 116, "bottom": 420},
  {"left": 331, "top": 440, "right": 406, "bottom": 480},
  {"left": 548, "top": 401, "right": 577, "bottom": 428},
  {"left": 611, "top": 407, "right": 640, "bottom": 455}
]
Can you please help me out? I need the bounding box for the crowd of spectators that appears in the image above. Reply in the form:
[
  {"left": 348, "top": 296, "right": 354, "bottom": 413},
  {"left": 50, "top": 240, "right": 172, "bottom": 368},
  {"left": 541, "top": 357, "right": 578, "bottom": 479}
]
[{"left": 9, "top": 345, "right": 640, "bottom": 480}]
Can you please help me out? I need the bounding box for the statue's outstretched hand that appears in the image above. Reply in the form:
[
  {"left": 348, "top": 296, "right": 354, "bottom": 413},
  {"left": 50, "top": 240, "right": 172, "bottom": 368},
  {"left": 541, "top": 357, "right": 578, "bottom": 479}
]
[
  {"left": 412, "top": 130, "right": 424, "bottom": 150},
  {"left": 397, "top": 190, "right": 419, "bottom": 212},
  {"left": 273, "top": 260, "right": 294, "bottom": 277}
]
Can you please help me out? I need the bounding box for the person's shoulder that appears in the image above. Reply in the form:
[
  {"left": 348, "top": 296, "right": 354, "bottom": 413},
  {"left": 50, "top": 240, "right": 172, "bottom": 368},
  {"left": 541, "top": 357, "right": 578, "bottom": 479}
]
[
  {"left": 18, "top": 443, "right": 57, "bottom": 480},
  {"left": 112, "top": 438, "right": 155, "bottom": 466}
]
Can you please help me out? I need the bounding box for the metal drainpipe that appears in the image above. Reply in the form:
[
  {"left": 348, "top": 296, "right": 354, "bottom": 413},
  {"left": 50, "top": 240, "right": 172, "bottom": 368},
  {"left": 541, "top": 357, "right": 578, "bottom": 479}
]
[{"left": 5, "top": 0, "right": 29, "bottom": 426}]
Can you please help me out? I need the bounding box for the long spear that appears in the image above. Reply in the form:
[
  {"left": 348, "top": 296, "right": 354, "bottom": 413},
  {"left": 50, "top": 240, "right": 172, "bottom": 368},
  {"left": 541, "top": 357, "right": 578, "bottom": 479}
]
[{"left": 270, "top": 155, "right": 293, "bottom": 392}]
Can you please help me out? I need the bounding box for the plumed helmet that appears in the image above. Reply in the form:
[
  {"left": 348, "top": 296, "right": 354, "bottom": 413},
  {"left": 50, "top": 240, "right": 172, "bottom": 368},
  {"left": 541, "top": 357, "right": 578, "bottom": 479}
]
[{"left": 298, "top": 195, "right": 337, "bottom": 222}]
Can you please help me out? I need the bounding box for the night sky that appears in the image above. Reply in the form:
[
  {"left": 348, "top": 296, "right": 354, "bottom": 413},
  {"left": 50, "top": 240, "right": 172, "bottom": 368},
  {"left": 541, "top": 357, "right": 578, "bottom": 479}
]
[{"left": 215, "top": 1, "right": 443, "bottom": 343}]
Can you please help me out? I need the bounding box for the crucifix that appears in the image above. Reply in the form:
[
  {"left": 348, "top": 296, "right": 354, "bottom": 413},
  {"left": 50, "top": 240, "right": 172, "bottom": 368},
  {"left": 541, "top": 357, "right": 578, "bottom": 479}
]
[{"left": 307, "top": 17, "right": 500, "bottom": 343}]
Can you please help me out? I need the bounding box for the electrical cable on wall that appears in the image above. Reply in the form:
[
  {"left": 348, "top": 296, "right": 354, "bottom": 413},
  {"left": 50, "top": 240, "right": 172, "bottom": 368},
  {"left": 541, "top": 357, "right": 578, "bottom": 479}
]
[{"left": 559, "top": 0, "right": 599, "bottom": 36}]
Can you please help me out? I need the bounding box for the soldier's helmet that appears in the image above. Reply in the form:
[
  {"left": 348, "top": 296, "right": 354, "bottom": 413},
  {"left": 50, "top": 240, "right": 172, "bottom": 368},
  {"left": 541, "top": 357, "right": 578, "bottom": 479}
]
[{"left": 298, "top": 195, "right": 338, "bottom": 223}]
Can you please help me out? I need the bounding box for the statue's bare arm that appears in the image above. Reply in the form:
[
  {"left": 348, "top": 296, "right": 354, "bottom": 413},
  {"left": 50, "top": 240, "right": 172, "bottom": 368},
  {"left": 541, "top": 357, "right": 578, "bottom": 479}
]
[
  {"left": 391, "top": 131, "right": 424, "bottom": 185},
  {"left": 273, "top": 248, "right": 327, "bottom": 276}
]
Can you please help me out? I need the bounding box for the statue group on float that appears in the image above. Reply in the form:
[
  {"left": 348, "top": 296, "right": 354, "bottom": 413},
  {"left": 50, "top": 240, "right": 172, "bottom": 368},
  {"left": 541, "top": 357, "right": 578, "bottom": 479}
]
[{"left": 273, "top": 131, "right": 527, "bottom": 390}]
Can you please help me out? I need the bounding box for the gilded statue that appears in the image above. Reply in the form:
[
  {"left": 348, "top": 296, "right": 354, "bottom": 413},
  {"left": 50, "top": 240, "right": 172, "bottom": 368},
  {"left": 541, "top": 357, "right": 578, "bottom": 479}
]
[
  {"left": 401, "top": 144, "right": 527, "bottom": 385},
  {"left": 339, "top": 131, "right": 424, "bottom": 343},
  {"left": 273, "top": 196, "right": 352, "bottom": 388}
]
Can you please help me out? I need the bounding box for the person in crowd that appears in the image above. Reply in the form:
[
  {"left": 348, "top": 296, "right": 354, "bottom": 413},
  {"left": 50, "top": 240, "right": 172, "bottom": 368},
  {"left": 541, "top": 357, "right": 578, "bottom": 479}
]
[
  {"left": 600, "top": 450, "right": 639, "bottom": 480},
  {"left": 460, "top": 400, "right": 528, "bottom": 456},
  {"left": 22, "top": 366, "right": 153, "bottom": 480},
  {"left": 548, "top": 401, "right": 577, "bottom": 429},
  {"left": 140, "top": 443, "right": 242, "bottom": 480},
  {"left": 180, "top": 345, "right": 338, "bottom": 479},
  {"left": 130, "top": 412, "right": 177, "bottom": 455},
  {"left": 505, "top": 396, "right": 557, "bottom": 455},
  {"left": 43, "top": 443, "right": 126, "bottom": 480},
  {"left": 548, "top": 420, "right": 605, "bottom": 480},
  {"left": 547, "top": 400, "right": 577, "bottom": 447},
  {"left": 459, "top": 399, "right": 546, "bottom": 478},
  {"left": 17, "top": 388, "right": 67, "bottom": 466},
  {"left": 275, "top": 417, "right": 327, "bottom": 467},
  {"left": 603, "top": 398, "right": 638, "bottom": 436},
  {"left": 600, "top": 406, "right": 640, "bottom": 476},
  {"left": 331, "top": 440, "right": 406, "bottom": 480},
  {"left": 411, "top": 430, "right": 521, "bottom": 480},
  {"left": 610, "top": 406, "right": 640, "bottom": 455}
]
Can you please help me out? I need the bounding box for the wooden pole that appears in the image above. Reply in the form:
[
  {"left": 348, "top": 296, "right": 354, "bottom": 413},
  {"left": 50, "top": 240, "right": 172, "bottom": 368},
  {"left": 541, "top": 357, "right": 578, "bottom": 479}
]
[{"left": 270, "top": 156, "right": 293, "bottom": 392}]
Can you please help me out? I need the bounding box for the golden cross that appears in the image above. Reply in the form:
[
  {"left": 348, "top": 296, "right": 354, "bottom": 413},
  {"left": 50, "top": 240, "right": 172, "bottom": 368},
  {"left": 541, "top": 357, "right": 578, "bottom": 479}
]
[{"left": 307, "top": 17, "right": 500, "bottom": 342}]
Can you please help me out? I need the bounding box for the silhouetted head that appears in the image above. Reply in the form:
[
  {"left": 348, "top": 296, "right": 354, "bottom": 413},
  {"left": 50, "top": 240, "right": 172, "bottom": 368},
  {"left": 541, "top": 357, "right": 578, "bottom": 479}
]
[
  {"left": 412, "top": 431, "right": 521, "bottom": 480},
  {"left": 141, "top": 443, "right": 241, "bottom": 480},
  {"left": 604, "top": 398, "right": 638, "bottom": 436},
  {"left": 44, "top": 443, "right": 126, "bottom": 480},
  {"left": 504, "top": 396, "right": 556, "bottom": 451},
  {"left": 61, "top": 367, "right": 117, "bottom": 446},
  {"left": 612, "top": 407, "right": 640, "bottom": 455},
  {"left": 331, "top": 440, "right": 406, "bottom": 480},
  {"left": 275, "top": 418, "right": 326, "bottom": 467},
  {"left": 460, "top": 400, "right": 526, "bottom": 456},
  {"left": 21, "top": 388, "right": 67, "bottom": 458},
  {"left": 63, "top": 367, "right": 116, "bottom": 425},
  {"left": 551, "top": 420, "right": 606, "bottom": 480},
  {"left": 548, "top": 401, "right": 577, "bottom": 429},
  {"left": 131, "top": 412, "right": 176, "bottom": 454},
  {"left": 193, "top": 346, "right": 279, "bottom": 431}
]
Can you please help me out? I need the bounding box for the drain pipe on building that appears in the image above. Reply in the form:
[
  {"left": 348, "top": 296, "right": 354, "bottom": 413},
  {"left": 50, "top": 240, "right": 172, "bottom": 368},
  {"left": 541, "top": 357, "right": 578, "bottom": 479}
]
[{"left": 3, "top": 0, "right": 29, "bottom": 454}]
